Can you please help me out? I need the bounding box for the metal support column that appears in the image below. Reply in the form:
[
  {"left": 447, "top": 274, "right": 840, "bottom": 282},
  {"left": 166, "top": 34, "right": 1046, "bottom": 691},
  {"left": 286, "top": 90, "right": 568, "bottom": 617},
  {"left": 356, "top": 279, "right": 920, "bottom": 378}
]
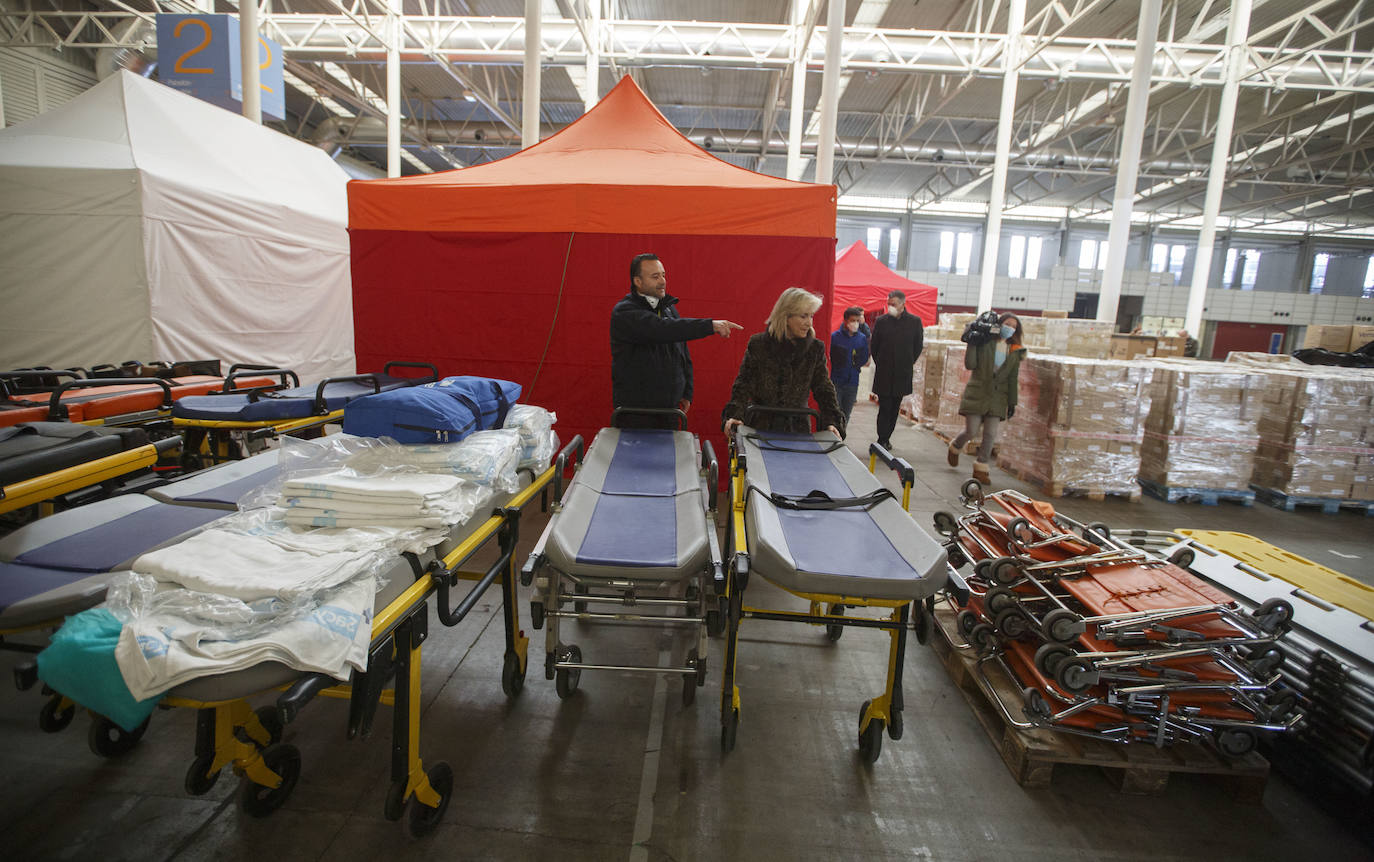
[
  {"left": 386, "top": 0, "right": 401, "bottom": 176},
  {"left": 1097, "top": 0, "right": 1161, "bottom": 324},
  {"left": 814, "top": 0, "right": 845, "bottom": 186},
  {"left": 523, "top": 0, "right": 541, "bottom": 149},
  {"left": 1184, "top": 0, "right": 1251, "bottom": 334},
  {"left": 786, "top": 0, "right": 808, "bottom": 181},
  {"left": 239, "top": 0, "right": 261, "bottom": 123},
  {"left": 976, "top": 0, "right": 1025, "bottom": 313},
  {"left": 583, "top": 0, "right": 600, "bottom": 112}
]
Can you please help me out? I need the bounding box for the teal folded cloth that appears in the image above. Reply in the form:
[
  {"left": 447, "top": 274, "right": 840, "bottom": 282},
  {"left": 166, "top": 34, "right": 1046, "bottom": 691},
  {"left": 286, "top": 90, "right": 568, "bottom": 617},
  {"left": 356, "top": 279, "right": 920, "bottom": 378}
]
[{"left": 36, "top": 608, "right": 159, "bottom": 732}]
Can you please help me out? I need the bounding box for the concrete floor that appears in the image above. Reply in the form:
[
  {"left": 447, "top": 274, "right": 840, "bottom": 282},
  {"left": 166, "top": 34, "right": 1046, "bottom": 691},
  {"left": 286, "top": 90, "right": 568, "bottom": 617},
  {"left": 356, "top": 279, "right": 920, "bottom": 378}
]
[{"left": 1, "top": 400, "right": 1372, "bottom": 860}]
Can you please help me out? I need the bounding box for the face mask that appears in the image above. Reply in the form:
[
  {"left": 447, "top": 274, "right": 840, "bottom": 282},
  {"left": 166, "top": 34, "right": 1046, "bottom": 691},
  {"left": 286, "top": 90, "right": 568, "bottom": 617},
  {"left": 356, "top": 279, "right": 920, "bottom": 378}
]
[
  {"left": 1000, "top": 324, "right": 1015, "bottom": 339},
  {"left": 846, "top": 321, "right": 859, "bottom": 334},
  {"left": 888, "top": 303, "right": 901, "bottom": 315}
]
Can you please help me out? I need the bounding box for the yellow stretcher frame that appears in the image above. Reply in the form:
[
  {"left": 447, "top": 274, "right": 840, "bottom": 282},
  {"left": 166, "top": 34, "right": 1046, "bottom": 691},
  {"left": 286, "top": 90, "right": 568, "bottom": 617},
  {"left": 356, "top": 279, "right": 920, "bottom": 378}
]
[
  {"left": 171, "top": 410, "right": 343, "bottom": 468},
  {"left": 21, "top": 439, "right": 577, "bottom": 834},
  {"left": 717, "top": 436, "right": 930, "bottom": 762},
  {"left": 0, "top": 437, "right": 180, "bottom": 516}
]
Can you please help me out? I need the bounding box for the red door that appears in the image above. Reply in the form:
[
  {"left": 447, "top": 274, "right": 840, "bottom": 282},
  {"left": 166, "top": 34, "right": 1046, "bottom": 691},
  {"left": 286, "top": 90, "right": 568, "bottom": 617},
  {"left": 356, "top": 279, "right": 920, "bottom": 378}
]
[{"left": 1210, "top": 321, "right": 1289, "bottom": 359}]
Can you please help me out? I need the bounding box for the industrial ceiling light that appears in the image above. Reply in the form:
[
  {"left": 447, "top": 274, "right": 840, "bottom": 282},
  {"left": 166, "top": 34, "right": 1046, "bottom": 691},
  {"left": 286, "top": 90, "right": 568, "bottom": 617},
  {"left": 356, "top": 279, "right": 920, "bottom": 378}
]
[{"left": 462, "top": 89, "right": 477, "bottom": 102}]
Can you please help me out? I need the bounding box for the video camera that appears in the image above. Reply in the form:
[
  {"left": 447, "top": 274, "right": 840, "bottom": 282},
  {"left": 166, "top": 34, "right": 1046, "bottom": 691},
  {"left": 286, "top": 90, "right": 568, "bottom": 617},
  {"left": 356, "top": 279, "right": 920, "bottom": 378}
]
[{"left": 961, "top": 310, "right": 1002, "bottom": 346}]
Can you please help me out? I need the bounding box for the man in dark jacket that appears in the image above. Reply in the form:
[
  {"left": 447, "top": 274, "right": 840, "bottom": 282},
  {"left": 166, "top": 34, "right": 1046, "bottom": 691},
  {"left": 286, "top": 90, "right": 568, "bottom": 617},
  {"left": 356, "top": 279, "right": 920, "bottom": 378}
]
[
  {"left": 869, "top": 289, "right": 924, "bottom": 450},
  {"left": 610, "top": 253, "right": 741, "bottom": 426},
  {"left": 829, "top": 305, "right": 870, "bottom": 422}
]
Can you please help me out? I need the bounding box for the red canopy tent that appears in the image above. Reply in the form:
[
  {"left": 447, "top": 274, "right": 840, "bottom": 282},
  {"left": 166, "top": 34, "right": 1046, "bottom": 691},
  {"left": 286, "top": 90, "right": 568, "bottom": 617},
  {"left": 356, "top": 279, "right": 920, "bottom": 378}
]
[
  {"left": 348, "top": 76, "right": 836, "bottom": 454},
  {"left": 830, "top": 241, "right": 938, "bottom": 334}
]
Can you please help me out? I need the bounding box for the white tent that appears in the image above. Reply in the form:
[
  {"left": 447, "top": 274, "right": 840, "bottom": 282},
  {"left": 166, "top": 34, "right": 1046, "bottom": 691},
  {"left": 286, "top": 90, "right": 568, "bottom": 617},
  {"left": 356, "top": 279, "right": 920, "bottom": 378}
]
[{"left": 0, "top": 70, "right": 354, "bottom": 383}]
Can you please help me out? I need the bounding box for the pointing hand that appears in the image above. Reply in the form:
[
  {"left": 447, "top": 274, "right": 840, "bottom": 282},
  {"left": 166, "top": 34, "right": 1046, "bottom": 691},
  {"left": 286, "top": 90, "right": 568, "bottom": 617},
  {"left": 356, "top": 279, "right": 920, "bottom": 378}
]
[{"left": 713, "top": 320, "right": 744, "bottom": 338}]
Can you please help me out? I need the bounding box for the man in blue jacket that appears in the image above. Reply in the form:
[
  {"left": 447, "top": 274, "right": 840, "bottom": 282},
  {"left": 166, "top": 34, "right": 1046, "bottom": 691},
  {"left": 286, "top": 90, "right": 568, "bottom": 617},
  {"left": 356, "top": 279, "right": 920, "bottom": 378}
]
[
  {"left": 610, "top": 253, "right": 741, "bottom": 426},
  {"left": 829, "top": 305, "right": 870, "bottom": 422}
]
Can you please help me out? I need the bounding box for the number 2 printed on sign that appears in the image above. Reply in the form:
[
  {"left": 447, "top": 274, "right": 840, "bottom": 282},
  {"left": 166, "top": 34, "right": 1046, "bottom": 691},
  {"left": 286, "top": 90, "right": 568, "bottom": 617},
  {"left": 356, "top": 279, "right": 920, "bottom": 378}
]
[{"left": 173, "top": 18, "right": 214, "bottom": 74}]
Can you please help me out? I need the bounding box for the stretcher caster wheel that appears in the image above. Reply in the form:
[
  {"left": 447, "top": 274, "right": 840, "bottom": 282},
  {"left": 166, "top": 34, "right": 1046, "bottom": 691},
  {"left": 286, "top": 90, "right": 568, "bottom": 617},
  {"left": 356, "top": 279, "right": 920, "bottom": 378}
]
[
  {"left": 956, "top": 610, "right": 979, "bottom": 640},
  {"left": 38, "top": 695, "right": 75, "bottom": 733},
  {"left": 502, "top": 652, "right": 526, "bottom": 697},
  {"left": 1041, "top": 608, "right": 1082, "bottom": 645},
  {"left": 1034, "top": 643, "right": 1073, "bottom": 678},
  {"left": 530, "top": 600, "right": 545, "bottom": 630},
  {"left": 682, "top": 648, "right": 705, "bottom": 706},
  {"left": 407, "top": 761, "right": 454, "bottom": 838},
  {"left": 252, "top": 705, "right": 283, "bottom": 748},
  {"left": 913, "top": 602, "right": 931, "bottom": 645},
  {"left": 984, "top": 586, "right": 1017, "bottom": 616},
  {"left": 384, "top": 780, "right": 408, "bottom": 821},
  {"left": 932, "top": 511, "right": 958, "bottom": 537},
  {"left": 555, "top": 645, "right": 582, "bottom": 700},
  {"left": 573, "top": 583, "right": 588, "bottom": 614},
  {"left": 184, "top": 755, "right": 221, "bottom": 796},
  {"left": 720, "top": 707, "right": 739, "bottom": 753},
  {"left": 969, "top": 623, "right": 998, "bottom": 655},
  {"left": 544, "top": 651, "right": 556, "bottom": 680},
  {"left": 857, "top": 701, "right": 883, "bottom": 764},
  {"left": 1249, "top": 646, "right": 1284, "bottom": 676},
  {"left": 1168, "top": 547, "right": 1196, "bottom": 569},
  {"left": 238, "top": 743, "right": 301, "bottom": 817},
  {"left": 960, "top": 479, "right": 984, "bottom": 505},
  {"left": 989, "top": 557, "right": 1021, "bottom": 586},
  {"left": 888, "top": 707, "right": 904, "bottom": 741},
  {"left": 88, "top": 714, "right": 149, "bottom": 758},
  {"left": 706, "top": 598, "right": 726, "bottom": 638},
  {"left": 1215, "top": 728, "right": 1257, "bottom": 757},
  {"left": 1265, "top": 687, "right": 1300, "bottom": 721},
  {"left": 1084, "top": 522, "right": 1111, "bottom": 544},
  {"left": 1055, "top": 657, "right": 1095, "bottom": 695},
  {"left": 993, "top": 608, "right": 1030, "bottom": 640},
  {"left": 945, "top": 543, "right": 969, "bottom": 570},
  {"left": 1022, "top": 687, "right": 1052, "bottom": 721},
  {"left": 1006, "top": 517, "right": 1034, "bottom": 547},
  {"left": 1254, "top": 598, "right": 1294, "bottom": 633},
  {"left": 826, "top": 603, "right": 846, "bottom": 642}
]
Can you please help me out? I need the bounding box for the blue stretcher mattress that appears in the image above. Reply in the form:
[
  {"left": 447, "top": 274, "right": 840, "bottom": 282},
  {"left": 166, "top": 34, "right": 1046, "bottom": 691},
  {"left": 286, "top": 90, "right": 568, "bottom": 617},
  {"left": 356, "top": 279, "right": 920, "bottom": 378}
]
[
  {"left": 739, "top": 429, "right": 947, "bottom": 601},
  {"left": 544, "top": 428, "right": 709, "bottom": 580},
  {"left": 147, "top": 450, "right": 281, "bottom": 509},
  {"left": 172, "top": 375, "right": 417, "bottom": 422}
]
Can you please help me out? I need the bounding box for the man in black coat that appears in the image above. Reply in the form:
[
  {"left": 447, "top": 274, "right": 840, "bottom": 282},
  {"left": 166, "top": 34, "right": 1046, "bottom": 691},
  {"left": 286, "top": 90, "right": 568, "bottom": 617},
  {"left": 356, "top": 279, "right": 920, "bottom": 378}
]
[
  {"left": 869, "top": 289, "right": 924, "bottom": 450},
  {"left": 610, "top": 253, "right": 741, "bottom": 426}
]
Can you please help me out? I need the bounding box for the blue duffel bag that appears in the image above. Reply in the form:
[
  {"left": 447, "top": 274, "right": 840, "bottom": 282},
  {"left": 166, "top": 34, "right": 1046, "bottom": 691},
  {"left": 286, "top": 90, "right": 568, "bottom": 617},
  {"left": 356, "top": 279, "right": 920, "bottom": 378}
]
[{"left": 343, "top": 375, "right": 522, "bottom": 443}]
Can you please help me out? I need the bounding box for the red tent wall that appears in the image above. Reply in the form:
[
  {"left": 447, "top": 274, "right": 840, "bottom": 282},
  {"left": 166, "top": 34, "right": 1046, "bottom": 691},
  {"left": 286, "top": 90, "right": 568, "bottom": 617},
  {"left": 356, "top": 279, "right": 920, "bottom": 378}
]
[{"left": 830, "top": 241, "right": 938, "bottom": 334}]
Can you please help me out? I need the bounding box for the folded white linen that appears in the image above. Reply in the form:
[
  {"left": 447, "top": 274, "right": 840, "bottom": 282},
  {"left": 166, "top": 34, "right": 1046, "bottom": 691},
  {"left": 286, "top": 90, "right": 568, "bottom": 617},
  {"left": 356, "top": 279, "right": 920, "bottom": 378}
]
[
  {"left": 114, "top": 575, "right": 376, "bottom": 701},
  {"left": 281, "top": 496, "right": 428, "bottom": 518},
  {"left": 281, "top": 471, "right": 462, "bottom": 504},
  {"left": 284, "top": 509, "right": 452, "bottom": 529}
]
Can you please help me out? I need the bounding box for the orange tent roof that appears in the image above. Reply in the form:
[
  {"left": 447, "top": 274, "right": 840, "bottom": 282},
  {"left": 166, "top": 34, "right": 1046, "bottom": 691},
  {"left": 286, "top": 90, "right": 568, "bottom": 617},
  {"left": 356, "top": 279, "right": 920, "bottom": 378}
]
[
  {"left": 348, "top": 76, "right": 835, "bottom": 237},
  {"left": 830, "top": 241, "right": 938, "bottom": 331}
]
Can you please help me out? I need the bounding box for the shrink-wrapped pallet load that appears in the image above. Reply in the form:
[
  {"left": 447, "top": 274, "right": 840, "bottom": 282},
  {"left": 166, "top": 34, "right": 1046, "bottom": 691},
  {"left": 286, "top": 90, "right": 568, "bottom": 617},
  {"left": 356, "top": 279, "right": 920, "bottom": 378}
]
[{"left": 1140, "top": 362, "right": 1266, "bottom": 494}]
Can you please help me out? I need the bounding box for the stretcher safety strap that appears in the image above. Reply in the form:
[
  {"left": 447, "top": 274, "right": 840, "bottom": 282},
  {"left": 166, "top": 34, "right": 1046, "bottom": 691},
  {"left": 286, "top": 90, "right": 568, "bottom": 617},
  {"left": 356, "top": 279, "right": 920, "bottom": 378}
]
[{"left": 755, "top": 486, "right": 893, "bottom": 512}]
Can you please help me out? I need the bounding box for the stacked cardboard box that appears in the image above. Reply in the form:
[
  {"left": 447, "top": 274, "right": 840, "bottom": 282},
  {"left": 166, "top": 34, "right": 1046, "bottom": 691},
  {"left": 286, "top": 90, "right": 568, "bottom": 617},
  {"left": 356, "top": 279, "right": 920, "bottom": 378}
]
[
  {"left": 1019, "top": 318, "right": 1114, "bottom": 359},
  {"left": 1252, "top": 370, "right": 1374, "bottom": 499},
  {"left": 1141, "top": 362, "right": 1267, "bottom": 492},
  {"left": 1109, "top": 334, "right": 1158, "bottom": 360},
  {"left": 997, "top": 356, "right": 1150, "bottom": 496},
  {"left": 932, "top": 342, "right": 970, "bottom": 440},
  {"left": 1301, "top": 325, "right": 1354, "bottom": 352}
]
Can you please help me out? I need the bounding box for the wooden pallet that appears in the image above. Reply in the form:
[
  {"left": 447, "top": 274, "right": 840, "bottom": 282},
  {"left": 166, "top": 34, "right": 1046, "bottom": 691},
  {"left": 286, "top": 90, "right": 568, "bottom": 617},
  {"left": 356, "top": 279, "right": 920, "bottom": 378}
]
[
  {"left": 1250, "top": 485, "right": 1374, "bottom": 516},
  {"left": 1138, "top": 478, "right": 1256, "bottom": 507},
  {"left": 929, "top": 607, "right": 1270, "bottom": 799}
]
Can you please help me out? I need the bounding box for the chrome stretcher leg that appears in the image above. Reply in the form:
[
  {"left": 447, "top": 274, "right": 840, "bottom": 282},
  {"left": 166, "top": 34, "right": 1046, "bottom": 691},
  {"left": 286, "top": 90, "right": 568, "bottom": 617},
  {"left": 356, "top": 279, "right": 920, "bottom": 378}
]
[{"left": 382, "top": 610, "right": 453, "bottom": 837}]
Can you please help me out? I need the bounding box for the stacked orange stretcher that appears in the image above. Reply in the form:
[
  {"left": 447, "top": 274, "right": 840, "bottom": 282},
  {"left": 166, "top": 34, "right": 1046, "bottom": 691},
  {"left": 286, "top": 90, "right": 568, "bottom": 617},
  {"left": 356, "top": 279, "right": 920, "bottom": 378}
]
[{"left": 935, "top": 484, "right": 1302, "bottom": 755}]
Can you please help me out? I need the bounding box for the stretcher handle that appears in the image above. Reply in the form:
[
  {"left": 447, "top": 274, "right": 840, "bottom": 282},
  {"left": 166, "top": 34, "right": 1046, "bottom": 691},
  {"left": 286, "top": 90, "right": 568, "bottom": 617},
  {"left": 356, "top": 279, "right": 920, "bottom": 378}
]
[
  {"left": 868, "top": 442, "right": 915, "bottom": 488},
  {"left": 276, "top": 672, "right": 336, "bottom": 725},
  {"left": 741, "top": 405, "right": 819, "bottom": 431},
  {"left": 702, "top": 440, "right": 719, "bottom": 511},
  {"left": 46, "top": 376, "right": 174, "bottom": 419},
  {"left": 1, "top": 368, "right": 82, "bottom": 397},
  {"left": 553, "top": 434, "right": 585, "bottom": 501},
  {"left": 152, "top": 434, "right": 184, "bottom": 455},
  {"left": 610, "top": 406, "right": 688, "bottom": 430},
  {"left": 221, "top": 367, "right": 299, "bottom": 392},
  {"left": 312, "top": 374, "right": 382, "bottom": 415},
  {"left": 381, "top": 360, "right": 439, "bottom": 383}
]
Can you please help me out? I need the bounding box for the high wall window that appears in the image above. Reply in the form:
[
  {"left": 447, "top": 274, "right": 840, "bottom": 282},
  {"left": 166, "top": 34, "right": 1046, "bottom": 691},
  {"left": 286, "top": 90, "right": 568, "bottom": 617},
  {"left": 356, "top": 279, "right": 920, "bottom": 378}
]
[
  {"left": 866, "top": 227, "right": 882, "bottom": 256},
  {"left": 1310, "top": 252, "right": 1330, "bottom": 295},
  {"left": 1223, "top": 248, "right": 1237, "bottom": 287},
  {"left": 1007, "top": 235, "right": 1043, "bottom": 279},
  {"left": 1078, "top": 239, "right": 1107, "bottom": 270},
  {"left": 938, "top": 230, "right": 973, "bottom": 275},
  {"left": 888, "top": 227, "right": 901, "bottom": 269},
  {"left": 1237, "top": 249, "right": 1261, "bottom": 290},
  {"left": 1364, "top": 257, "right": 1374, "bottom": 299},
  {"left": 1150, "top": 243, "right": 1189, "bottom": 283}
]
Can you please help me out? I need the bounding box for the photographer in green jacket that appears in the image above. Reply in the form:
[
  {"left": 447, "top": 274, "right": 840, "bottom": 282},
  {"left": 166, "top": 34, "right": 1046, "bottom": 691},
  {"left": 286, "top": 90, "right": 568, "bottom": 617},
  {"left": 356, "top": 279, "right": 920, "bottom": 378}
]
[{"left": 948, "top": 313, "right": 1026, "bottom": 486}]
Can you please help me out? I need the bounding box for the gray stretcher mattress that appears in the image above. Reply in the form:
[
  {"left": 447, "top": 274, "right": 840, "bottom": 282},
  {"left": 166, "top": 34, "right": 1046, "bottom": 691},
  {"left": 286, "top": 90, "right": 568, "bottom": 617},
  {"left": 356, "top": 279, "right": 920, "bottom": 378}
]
[
  {"left": 543, "top": 428, "right": 709, "bottom": 581},
  {"left": 739, "top": 429, "right": 947, "bottom": 601},
  {"left": 147, "top": 449, "right": 282, "bottom": 509}
]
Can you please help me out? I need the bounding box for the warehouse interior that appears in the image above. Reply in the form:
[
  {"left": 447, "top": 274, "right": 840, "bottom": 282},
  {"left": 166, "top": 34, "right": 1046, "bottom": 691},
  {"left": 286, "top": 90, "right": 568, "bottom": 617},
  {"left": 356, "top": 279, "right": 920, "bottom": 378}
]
[{"left": 1, "top": 1, "right": 1373, "bottom": 859}]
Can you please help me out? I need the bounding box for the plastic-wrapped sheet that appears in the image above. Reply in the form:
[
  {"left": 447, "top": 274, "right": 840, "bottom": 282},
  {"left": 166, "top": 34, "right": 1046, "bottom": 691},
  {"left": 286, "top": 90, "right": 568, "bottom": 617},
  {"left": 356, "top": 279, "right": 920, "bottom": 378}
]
[
  {"left": 346, "top": 429, "right": 522, "bottom": 491},
  {"left": 502, "top": 404, "right": 559, "bottom": 469}
]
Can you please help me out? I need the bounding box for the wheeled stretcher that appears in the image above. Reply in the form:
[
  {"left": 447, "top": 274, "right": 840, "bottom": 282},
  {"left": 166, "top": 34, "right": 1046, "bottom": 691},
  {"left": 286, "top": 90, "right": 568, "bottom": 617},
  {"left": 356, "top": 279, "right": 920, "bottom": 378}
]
[
  {"left": 720, "top": 408, "right": 948, "bottom": 762},
  {"left": 8, "top": 428, "right": 579, "bottom": 833},
  {"left": 171, "top": 362, "right": 438, "bottom": 467},
  {"left": 520, "top": 409, "right": 720, "bottom": 704},
  {"left": 934, "top": 482, "right": 1301, "bottom": 755},
  {"left": 0, "top": 422, "right": 184, "bottom": 517}
]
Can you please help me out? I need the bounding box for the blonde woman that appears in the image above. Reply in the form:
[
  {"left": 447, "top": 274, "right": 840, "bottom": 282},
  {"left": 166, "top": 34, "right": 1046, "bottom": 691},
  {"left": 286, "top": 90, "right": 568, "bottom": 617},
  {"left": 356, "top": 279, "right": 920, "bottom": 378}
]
[{"left": 722, "top": 288, "right": 845, "bottom": 437}]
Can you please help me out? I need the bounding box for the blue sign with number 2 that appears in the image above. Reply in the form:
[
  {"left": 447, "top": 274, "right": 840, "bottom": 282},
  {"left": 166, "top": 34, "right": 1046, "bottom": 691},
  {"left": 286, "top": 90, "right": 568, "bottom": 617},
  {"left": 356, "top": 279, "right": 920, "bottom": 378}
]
[{"left": 157, "top": 14, "right": 284, "bottom": 121}]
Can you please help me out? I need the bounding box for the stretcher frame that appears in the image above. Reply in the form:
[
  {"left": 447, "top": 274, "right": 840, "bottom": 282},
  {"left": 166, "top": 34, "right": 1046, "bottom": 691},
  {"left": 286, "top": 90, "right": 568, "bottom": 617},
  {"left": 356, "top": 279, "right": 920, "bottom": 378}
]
[
  {"left": 718, "top": 407, "right": 947, "bottom": 763},
  {"left": 171, "top": 362, "right": 438, "bottom": 468},
  {"left": 0, "top": 435, "right": 183, "bottom": 517},
  {"left": 520, "top": 408, "right": 720, "bottom": 705}
]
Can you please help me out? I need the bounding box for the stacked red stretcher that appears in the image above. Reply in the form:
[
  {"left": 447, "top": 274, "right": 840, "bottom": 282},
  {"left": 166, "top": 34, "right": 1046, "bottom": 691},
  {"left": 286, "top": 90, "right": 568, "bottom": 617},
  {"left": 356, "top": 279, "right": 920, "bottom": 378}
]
[{"left": 935, "top": 485, "right": 1302, "bottom": 755}]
